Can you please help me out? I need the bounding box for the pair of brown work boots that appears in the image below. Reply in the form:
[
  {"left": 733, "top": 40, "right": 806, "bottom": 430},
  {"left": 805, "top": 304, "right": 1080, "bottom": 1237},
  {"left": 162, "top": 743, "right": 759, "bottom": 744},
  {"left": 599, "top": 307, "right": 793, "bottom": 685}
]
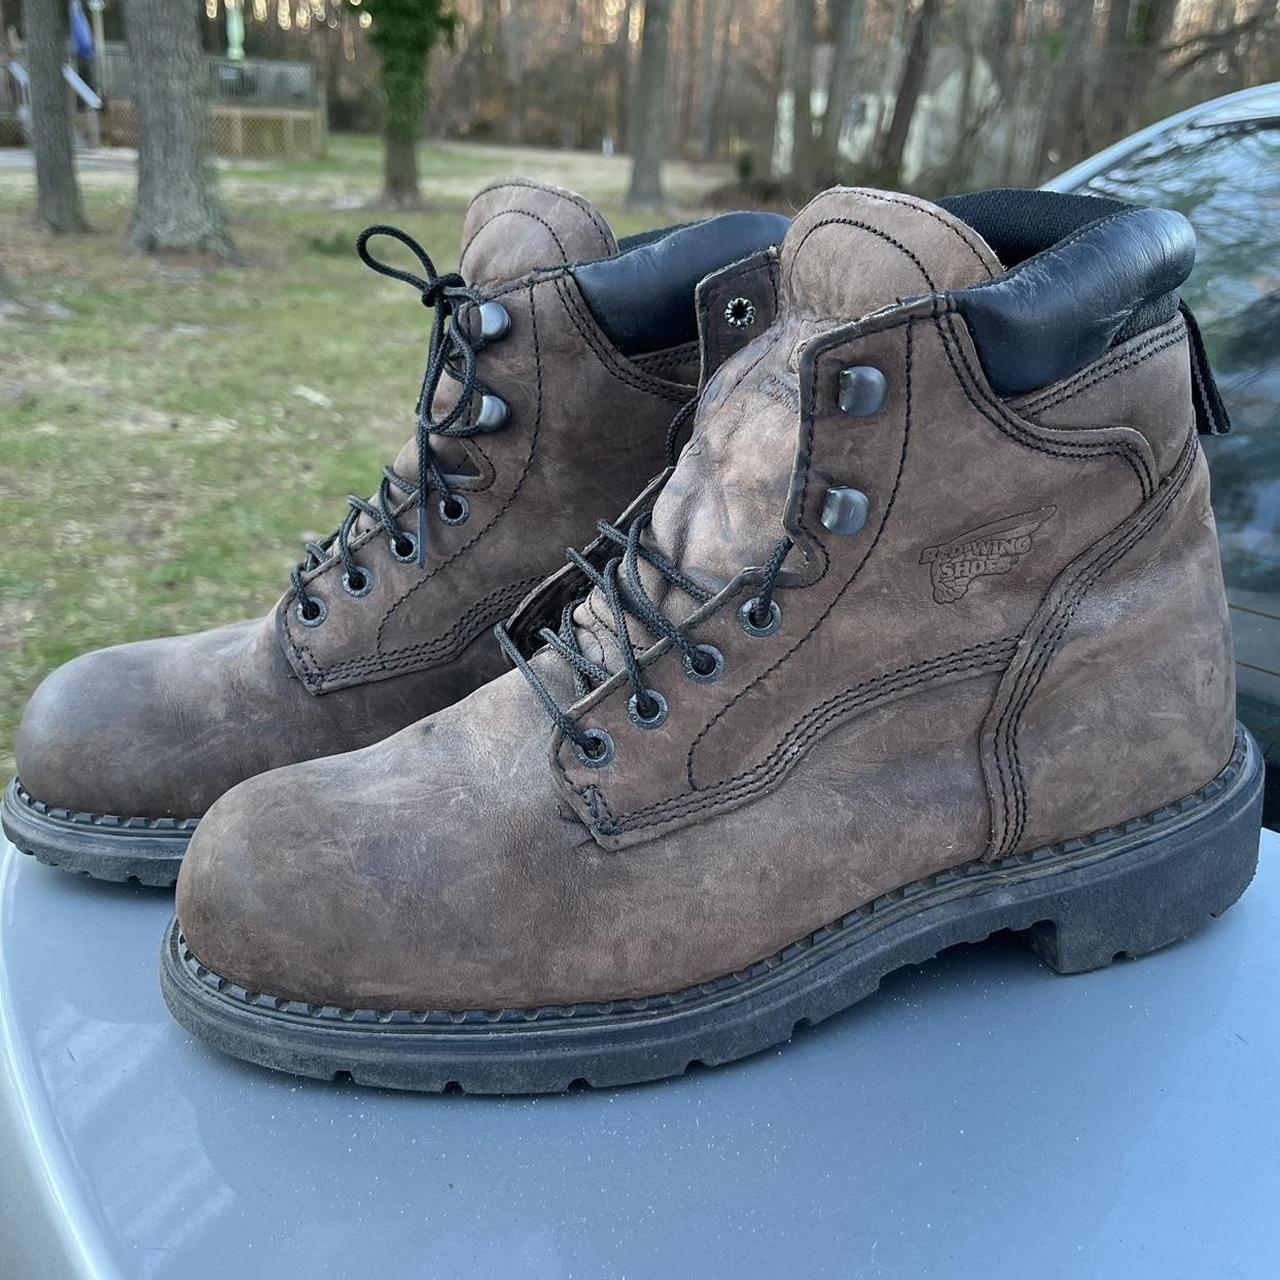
[{"left": 5, "top": 179, "right": 1263, "bottom": 1094}]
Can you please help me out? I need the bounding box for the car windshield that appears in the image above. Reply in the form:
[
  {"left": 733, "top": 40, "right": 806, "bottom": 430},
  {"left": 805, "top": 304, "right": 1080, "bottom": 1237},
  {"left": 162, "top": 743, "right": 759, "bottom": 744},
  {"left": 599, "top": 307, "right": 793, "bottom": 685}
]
[{"left": 1072, "top": 116, "right": 1280, "bottom": 741}]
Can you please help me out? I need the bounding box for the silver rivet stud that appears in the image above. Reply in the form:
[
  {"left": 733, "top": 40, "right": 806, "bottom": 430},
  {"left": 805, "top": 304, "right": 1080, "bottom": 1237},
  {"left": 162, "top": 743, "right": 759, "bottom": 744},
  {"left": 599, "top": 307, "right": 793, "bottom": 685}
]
[
  {"left": 474, "top": 393, "right": 509, "bottom": 431},
  {"left": 821, "top": 487, "right": 870, "bottom": 537},
  {"left": 838, "top": 366, "right": 887, "bottom": 417},
  {"left": 478, "top": 301, "right": 511, "bottom": 341}
]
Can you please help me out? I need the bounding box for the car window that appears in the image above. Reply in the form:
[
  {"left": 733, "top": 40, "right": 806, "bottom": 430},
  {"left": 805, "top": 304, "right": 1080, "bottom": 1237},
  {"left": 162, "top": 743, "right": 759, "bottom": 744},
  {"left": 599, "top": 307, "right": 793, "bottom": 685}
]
[{"left": 1074, "top": 120, "right": 1280, "bottom": 740}]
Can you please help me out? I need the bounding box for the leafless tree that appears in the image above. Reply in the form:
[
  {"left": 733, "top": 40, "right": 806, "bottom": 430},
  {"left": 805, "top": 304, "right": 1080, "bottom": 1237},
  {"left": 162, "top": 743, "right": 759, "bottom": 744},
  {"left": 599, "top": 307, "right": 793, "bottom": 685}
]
[
  {"left": 627, "top": 0, "right": 674, "bottom": 208},
  {"left": 121, "top": 0, "right": 233, "bottom": 255},
  {"left": 875, "top": 0, "right": 942, "bottom": 184},
  {"left": 21, "top": 0, "right": 88, "bottom": 234}
]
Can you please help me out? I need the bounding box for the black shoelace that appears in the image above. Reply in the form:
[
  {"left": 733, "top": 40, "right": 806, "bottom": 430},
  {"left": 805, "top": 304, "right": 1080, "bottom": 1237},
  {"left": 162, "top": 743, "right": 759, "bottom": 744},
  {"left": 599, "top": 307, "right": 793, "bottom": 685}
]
[
  {"left": 495, "top": 509, "right": 794, "bottom": 761},
  {"left": 291, "top": 225, "right": 494, "bottom": 617}
]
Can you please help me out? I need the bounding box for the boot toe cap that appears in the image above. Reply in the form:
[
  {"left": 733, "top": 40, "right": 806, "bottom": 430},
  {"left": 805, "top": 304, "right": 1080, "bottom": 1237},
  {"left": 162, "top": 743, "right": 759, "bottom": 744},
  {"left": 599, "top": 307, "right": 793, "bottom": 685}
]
[
  {"left": 173, "top": 727, "right": 565, "bottom": 1013},
  {"left": 15, "top": 644, "right": 175, "bottom": 817},
  {"left": 176, "top": 759, "right": 396, "bottom": 1006},
  {"left": 15, "top": 625, "right": 259, "bottom": 819}
]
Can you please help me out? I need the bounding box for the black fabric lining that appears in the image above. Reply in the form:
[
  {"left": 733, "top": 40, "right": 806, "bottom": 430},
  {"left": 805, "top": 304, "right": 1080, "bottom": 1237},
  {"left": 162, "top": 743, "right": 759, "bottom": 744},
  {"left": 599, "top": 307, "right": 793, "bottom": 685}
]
[{"left": 937, "top": 188, "right": 1134, "bottom": 267}]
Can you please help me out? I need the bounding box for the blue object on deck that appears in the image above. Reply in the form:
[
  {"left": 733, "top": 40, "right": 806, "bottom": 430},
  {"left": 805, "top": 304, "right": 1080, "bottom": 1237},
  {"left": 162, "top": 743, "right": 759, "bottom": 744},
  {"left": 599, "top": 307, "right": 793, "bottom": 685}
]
[{"left": 69, "top": 2, "right": 94, "bottom": 61}]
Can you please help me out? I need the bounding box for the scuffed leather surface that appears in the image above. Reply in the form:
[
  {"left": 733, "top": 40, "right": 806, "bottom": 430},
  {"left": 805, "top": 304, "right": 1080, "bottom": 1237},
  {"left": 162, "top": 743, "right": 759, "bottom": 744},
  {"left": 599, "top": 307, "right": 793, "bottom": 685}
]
[
  {"left": 564, "top": 187, "right": 1005, "bottom": 673},
  {"left": 277, "top": 266, "right": 691, "bottom": 694},
  {"left": 553, "top": 307, "right": 1149, "bottom": 847},
  {"left": 1012, "top": 313, "right": 1194, "bottom": 479},
  {"left": 500, "top": 250, "right": 785, "bottom": 658},
  {"left": 983, "top": 433, "right": 1235, "bottom": 857},
  {"left": 16, "top": 617, "right": 502, "bottom": 818},
  {"left": 457, "top": 177, "right": 617, "bottom": 279},
  {"left": 694, "top": 247, "right": 781, "bottom": 389},
  {"left": 176, "top": 185, "right": 1237, "bottom": 1011},
  {"left": 177, "top": 661, "right": 1002, "bottom": 1010}
]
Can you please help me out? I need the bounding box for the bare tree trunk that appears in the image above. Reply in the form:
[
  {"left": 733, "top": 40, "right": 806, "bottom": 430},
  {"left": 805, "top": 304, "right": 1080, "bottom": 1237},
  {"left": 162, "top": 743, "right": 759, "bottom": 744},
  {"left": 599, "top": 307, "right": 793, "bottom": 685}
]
[
  {"left": 875, "top": 0, "right": 941, "bottom": 185},
  {"left": 986, "top": 0, "right": 1022, "bottom": 96},
  {"left": 613, "top": 0, "right": 635, "bottom": 150},
  {"left": 1128, "top": 0, "right": 1178, "bottom": 127},
  {"left": 22, "top": 0, "right": 89, "bottom": 233},
  {"left": 813, "top": 0, "right": 864, "bottom": 186},
  {"left": 627, "top": 0, "right": 673, "bottom": 208},
  {"left": 560, "top": 0, "right": 583, "bottom": 148},
  {"left": 707, "top": 0, "right": 735, "bottom": 158},
  {"left": 1036, "top": 0, "right": 1096, "bottom": 179},
  {"left": 1098, "top": 0, "right": 1133, "bottom": 144},
  {"left": 121, "top": 0, "right": 232, "bottom": 255},
  {"left": 870, "top": 0, "right": 911, "bottom": 157},
  {"left": 695, "top": 0, "right": 721, "bottom": 158},
  {"left": 790, "top": 0, "right": 816, "bottom": 183},
  {"left": 504, "top": 0, "right": 527, "bottom": 144},
  {"left": 676, "top": 0, "right": 697, "bottom": 151}
]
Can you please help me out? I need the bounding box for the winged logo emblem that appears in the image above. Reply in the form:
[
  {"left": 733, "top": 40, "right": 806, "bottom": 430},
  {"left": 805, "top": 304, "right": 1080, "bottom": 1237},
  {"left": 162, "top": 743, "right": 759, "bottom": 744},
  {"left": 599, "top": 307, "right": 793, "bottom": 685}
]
[{"left": 920, "top": 507, "right": 1056, "bottom": 604}]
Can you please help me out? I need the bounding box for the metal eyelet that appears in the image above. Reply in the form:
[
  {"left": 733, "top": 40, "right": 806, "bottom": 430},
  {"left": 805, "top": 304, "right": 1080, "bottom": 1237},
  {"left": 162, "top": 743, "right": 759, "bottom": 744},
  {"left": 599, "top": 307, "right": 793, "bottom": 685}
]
[
  {"left": 341, "top": 566, "right": 374, "bottom": 598},
  {"left": 738, "top": 597, "right": 781, "bottom": 638},
  {"left": 724, "top": 296, "right": 756, "bottom": 328},
  {"left": 388, "top": 531, "right": 418, "bottom": 563},
  {"left": 438, "top": 494, "right": 470, "bottom": 526},
  {"left": 627, "top": 689, "right": 669, "bottom": 730},
  {"left": 573, "top": 728, "right": 615, "bottom": 769},
  {"left": 682, "top": 644, "right": 724, "bottom": 684},
  {"left": 295, "top": 596, "right": 327, "bottom": 627}
]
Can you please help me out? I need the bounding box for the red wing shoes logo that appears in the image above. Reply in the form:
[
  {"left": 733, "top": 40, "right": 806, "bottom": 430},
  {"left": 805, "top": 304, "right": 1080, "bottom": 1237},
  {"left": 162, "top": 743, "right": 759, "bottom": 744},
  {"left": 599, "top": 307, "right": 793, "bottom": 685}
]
[{"left": 920, "top": 507, "right": 1056, "bottom": 603}]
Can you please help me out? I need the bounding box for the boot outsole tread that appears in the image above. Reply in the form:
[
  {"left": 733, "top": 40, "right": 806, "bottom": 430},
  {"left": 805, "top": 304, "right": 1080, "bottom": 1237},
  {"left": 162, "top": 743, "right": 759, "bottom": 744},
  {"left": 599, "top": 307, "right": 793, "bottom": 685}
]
[
  {"left": 160, "top": 726, "right": 1265, "bottom": 1095},
  {"left": 2, "top": 778, "right": 192, "bottom": 886}
]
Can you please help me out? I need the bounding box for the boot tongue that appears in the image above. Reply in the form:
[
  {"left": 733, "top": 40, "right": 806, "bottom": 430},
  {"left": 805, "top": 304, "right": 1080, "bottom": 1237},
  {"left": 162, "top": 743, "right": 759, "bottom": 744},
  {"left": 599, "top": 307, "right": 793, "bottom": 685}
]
[
  {"left": 375, "top": 181, "right": 620, "bottom": 530},
  {"left": 456, "top": 177, "right": 618, "bottom": 284},
  {"left": 571, "top": 187, "right": 1002, "bottom": 673}
]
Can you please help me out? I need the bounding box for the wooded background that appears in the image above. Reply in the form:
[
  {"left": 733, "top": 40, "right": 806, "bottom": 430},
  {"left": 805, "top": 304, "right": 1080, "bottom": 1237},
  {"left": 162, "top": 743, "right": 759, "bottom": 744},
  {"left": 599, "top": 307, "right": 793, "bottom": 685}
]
[
  {"left": 5, "top": 0, "right": 1278, "bottom": 255},
  {"left": 213, "top": 0, "right": 1279, "bottom": 193}
]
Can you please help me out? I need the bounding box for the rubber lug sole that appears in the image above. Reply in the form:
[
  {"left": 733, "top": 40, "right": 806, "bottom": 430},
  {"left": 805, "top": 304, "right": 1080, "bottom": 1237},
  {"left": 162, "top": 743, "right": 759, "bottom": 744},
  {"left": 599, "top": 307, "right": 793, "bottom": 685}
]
[
  {"left": 159, "top": 727, "right": 1264, "bottom": 1095},
  {"left": 2, "top": 778, "right": 192, "bottom": 887}
]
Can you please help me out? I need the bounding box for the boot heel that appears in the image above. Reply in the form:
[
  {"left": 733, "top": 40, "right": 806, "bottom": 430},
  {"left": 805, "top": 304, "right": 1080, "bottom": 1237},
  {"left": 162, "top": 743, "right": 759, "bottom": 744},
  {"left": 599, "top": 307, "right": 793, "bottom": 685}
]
[{"left": 1024, "top": 729, "right": 1264, "bottom": 975}]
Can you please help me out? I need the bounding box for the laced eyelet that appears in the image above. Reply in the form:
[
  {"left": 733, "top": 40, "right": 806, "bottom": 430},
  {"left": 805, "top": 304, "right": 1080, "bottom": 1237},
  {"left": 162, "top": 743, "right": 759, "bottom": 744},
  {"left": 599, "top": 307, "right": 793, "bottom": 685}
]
[
  {"left": 738, "top": 597, "right": 782, "bottom": 638},
  {"left": 682, "top": 644, "right": 724, "bottom": 684},
  {"left": 627, "top": 689, "right": 668, "bottom": 730},
  {"left": 295, "top": 595, "right": 327, "bottom": 627},
  {"left": 573, "top": 728, "right": 615, "bottom": 768},
  {"left": 438, "top": 494, "right": 470, "bottom": 526},
  {"left": 341, "top": 567, "right": 374, "bottom": 598},
  {"left": 388, "top": 531, "right": 418, "bottom": 563}
]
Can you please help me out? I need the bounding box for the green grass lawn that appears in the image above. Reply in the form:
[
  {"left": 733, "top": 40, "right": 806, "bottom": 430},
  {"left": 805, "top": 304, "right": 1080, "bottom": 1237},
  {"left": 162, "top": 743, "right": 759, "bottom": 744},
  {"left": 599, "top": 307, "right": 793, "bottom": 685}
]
[{"left": 0, "top": 137, "right": 727, "bottom": 774}]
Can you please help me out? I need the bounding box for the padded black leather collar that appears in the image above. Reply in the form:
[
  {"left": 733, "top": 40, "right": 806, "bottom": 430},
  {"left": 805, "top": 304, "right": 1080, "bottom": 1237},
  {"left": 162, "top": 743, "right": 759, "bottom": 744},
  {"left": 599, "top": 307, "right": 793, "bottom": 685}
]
[
  {"left": 571, "top": 211, "right": 791, "bottom": 356},
  {"left": 946, "top": 196, "right": 1196, "bottom": 396}
]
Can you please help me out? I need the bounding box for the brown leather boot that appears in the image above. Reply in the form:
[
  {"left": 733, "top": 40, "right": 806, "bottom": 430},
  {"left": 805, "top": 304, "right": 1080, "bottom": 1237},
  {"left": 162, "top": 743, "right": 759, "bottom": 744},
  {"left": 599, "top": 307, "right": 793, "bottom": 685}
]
[
  {"left": 163, "top": 187, "right": 1263, "bottom": 1093},
  {"left": 4, "top": 179, "right": 788, "bottom": 884}
]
